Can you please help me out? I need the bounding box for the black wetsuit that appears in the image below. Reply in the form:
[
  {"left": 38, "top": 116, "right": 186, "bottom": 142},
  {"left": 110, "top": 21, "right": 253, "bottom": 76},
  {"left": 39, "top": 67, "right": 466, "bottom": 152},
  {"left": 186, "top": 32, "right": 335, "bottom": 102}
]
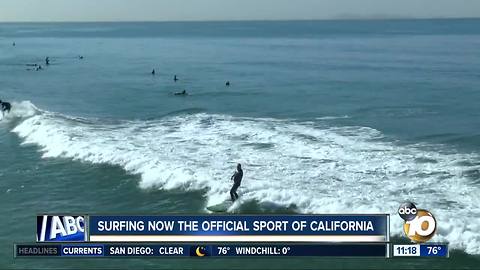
[
  {"left": 230, "top": 169, "right": 243, "bottom": 201},
  {"left": 1, "top": 102, "right": 11, "bottom": 113}
]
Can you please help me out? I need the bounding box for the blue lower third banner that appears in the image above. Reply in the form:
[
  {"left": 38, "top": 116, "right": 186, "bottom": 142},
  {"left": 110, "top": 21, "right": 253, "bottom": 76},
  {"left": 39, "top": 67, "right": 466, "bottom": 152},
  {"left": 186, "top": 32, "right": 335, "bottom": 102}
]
[
  {"left": 15, "top": 243, "right": 389, "bottom": 257},
  {"left": 88, "top": 215, "right": 389, "bottom": 242}
]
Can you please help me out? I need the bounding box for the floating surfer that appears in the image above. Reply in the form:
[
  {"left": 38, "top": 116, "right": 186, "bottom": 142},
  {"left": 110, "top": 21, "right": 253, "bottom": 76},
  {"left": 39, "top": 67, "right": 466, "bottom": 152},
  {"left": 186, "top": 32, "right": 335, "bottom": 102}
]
[
  {"left": 174, "top": 90, "right": 187, "bottom": 96},
  {"left": 230, "top": 163, "right": 243, "bottom": 201},
  {"left": 45, "top": 57, "right": 50, "bottom": 66},
  {"left": 26, "top": 64, "right": 38, "bottom": 70},
  {"left": 174, "top": 75, "right": 178, "bottom": 82},
  {"left": 152, "top": 69, "right": 156, "bottom": 75},
  {"left": 226, "top": 81, "right": 230, "bottom": 86}
]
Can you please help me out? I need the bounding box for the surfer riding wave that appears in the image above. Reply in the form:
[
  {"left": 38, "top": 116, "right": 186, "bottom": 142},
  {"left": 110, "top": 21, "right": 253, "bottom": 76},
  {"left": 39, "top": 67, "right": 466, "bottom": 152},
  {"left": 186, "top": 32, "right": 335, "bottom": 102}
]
[
  {"left": 230, "top": 163, "right": 243, "bottom": 201},
  {"left": 0, "top": 100, "right": 12, "bottom": 118}
]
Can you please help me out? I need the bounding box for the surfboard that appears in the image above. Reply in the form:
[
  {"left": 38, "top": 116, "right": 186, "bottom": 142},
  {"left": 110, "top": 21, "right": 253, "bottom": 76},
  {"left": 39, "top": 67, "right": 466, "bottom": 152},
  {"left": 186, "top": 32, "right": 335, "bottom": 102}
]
[{"left": 206, "top": 200, "right": 233, "bottom": 213}]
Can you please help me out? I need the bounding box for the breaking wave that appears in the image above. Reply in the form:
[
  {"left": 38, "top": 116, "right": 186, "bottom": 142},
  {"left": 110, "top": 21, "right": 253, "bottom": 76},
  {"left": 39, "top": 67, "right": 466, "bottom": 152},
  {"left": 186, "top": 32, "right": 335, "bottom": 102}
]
[{"left": 8, "top": 101, "right": 480, "bottom": 254}]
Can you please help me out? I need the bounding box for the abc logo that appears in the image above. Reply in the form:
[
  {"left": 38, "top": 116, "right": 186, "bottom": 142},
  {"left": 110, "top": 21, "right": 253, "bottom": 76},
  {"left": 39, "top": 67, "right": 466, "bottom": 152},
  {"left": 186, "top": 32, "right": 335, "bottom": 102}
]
[
  {"left": 398, "top": 202, "right": 436, "bottom": 243},
  {"left": 50, "top": 216, "right": 84, "bottom": 239},
  {"left": 37, "top": 215, "right": 85, "bottom": 242},
  {"left": 398, "top": 202, "right": 417, "bottom": 221}
]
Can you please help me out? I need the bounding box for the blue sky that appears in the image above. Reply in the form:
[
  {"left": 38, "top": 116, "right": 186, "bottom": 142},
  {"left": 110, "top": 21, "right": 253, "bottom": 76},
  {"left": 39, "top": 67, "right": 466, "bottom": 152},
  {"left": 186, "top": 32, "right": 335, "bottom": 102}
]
[{"left": 1, "top": 0, "right": 479, "bottom": 22}]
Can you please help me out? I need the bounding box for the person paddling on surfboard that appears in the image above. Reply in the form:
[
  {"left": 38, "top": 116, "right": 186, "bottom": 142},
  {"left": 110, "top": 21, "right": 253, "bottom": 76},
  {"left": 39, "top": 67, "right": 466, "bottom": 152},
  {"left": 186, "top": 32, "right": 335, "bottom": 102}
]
[{"left": 230, "top": 163, "right": 243, "bottom": 201}]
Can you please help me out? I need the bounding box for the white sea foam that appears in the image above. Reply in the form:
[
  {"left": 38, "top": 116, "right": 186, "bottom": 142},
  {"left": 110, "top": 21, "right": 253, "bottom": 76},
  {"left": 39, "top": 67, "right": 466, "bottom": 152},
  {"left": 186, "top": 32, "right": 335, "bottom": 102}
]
[{"left": 11, "top": 105, "right": 480, "bottom": 254}]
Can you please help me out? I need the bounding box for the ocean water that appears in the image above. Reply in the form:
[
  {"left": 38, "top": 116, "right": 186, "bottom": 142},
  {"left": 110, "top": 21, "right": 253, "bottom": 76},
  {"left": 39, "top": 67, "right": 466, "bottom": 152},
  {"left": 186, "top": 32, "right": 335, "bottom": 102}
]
[{"left": 1, "top": 19, "right": 480, "bottom": 269}]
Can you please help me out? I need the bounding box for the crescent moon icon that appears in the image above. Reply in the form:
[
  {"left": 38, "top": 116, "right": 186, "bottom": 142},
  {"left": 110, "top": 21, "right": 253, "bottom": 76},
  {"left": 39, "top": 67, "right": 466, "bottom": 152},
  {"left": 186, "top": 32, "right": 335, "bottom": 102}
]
[{"left": 195, "top": 247, "right": 205, "bottom": 257}]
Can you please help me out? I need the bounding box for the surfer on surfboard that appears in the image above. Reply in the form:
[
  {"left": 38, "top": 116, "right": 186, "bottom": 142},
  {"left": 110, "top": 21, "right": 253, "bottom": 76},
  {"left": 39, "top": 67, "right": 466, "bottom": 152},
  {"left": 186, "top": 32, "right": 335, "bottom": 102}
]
[
  {"left": 230, "top": 163, "right": 243, "bottom": 201},
  {"left": 0, "top": 100, "right": 12, "bottom": 118}
]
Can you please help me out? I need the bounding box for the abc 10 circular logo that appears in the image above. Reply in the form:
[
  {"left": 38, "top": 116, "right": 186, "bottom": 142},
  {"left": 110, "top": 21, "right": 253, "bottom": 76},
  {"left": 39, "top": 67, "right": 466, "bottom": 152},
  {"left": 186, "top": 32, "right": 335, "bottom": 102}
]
[{"left": 398, "top": 202, "right": 436, "bottom": 243}]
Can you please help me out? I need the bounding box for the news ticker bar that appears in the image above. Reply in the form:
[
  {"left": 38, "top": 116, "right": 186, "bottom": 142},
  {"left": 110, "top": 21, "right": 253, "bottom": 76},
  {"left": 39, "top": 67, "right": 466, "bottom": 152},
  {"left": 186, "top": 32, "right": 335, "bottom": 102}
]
[
  {"left": 14, "top": 243, "right": 449, "bottom": 258},
  {"left": 17, "top": 243, "right": 388, "bottom": 258}
]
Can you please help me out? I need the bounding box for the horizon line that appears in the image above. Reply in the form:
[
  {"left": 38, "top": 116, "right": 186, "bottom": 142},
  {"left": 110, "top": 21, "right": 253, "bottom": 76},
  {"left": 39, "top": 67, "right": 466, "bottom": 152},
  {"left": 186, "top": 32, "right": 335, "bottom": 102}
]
[{"left": 1, "top": 16, "right": 479, "bottom": 24}]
